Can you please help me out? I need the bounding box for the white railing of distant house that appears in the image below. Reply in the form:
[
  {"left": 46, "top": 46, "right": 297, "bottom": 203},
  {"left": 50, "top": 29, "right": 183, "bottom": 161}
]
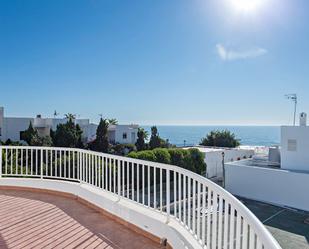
[{"left": 0, "top": 146, "right": 281, "bottom": 249}]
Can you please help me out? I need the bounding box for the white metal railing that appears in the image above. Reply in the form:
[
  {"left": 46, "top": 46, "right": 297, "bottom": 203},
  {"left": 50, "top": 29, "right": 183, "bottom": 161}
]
[{"left": 0, "top": 146, "right": 281, "bottom": 249}]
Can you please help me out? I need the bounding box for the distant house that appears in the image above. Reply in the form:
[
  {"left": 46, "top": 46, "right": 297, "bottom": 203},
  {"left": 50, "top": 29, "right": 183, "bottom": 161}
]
[{"left": 0, "top": 107, "right": 138, "bottom": 145}]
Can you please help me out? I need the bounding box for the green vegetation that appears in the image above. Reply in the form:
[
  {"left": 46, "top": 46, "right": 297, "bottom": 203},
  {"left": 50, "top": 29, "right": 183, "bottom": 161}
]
[
  {"left": 20, "top": 122, "right": 38, "bottom": 145},
  {"left": 200, "top": 130, "right": 240, "bottom": 148},
  {"left": 108, "top": 118, "right": 118, "bottom": 125},
  {"left": 30, "top": 134, "right": 53, "bottom": 146},
  {"left": 135, "top": 128, "right": 148, "bottom": 151},
  {"left": 89, "top": 118, "right": 109, "bottom": 153},
  {"left": 110, "top": 143, "right": 136, "bottom": 156},
  {"left": 149, "top": 126, "right": 169, "bottom": 149},
  {"left": 1, "top": 139, "right": 23, "bottom": 146},
  {"left": 128, "top": 148, "right": 206, "bottom": 175},
  {"left": 51, "top": 114, "right": 83, "bottom": 148}
]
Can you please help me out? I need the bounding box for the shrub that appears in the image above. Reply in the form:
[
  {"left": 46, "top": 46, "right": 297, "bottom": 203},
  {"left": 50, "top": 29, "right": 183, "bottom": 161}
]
[
  {"left": 127, "top": 148, "right": 206, "bottom": 175},
  {"left": 112, "top": 143, "right": 136, "bottom": 156},
  {"left": 168, "top": 148, "right": 185, "bottom": 167},
  {"left": 136, "top": 150, "right": 157, "bottom": 162},
  {"left": 187, "top": 148, "right": 206, "bottom": 175},
  {"left": 200, "top": 130, "right": 240, "bottom": 148},
  {"left": 127, "top": 151, "right": 138, "bottom": 158},
  {"left": 153, "top": 148, "right": 171, "bottom": 164}
]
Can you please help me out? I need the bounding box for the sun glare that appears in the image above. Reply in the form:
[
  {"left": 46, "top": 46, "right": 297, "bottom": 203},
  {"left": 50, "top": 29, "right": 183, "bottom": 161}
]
[{"left": 229, "top": 0, "right": 265, "bottom": 12}]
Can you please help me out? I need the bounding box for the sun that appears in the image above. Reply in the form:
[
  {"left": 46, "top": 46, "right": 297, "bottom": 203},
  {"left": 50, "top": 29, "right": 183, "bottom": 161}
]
[{"left": 229, "top": 0, "right": 265, "bottom": 12}]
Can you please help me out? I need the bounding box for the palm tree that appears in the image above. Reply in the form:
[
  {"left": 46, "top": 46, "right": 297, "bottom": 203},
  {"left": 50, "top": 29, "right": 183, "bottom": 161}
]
[
  {"left": 64, "top": 113, "right": 76, "bottom": 122},
  {"left": 108, "top": 118, "right": 118, "bottom": 125},
  {"left": 64, "top": 113, "right": 76, "bottom": 124}
]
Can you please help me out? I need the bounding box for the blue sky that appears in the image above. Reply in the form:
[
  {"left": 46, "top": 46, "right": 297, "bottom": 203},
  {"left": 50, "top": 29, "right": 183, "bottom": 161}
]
[{"left": 1, "top": 0, "right": 308, "bottom": 125}]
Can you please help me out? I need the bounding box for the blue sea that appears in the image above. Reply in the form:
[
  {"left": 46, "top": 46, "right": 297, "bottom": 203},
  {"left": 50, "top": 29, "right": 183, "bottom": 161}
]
[{"left": 142, "top": 126, "right": 280, "bottom": 147}]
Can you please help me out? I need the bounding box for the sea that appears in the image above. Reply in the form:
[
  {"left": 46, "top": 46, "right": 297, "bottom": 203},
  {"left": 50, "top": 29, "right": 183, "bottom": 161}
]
[{"left": 142, "top": 126, "right": 280, "bottom": 147}]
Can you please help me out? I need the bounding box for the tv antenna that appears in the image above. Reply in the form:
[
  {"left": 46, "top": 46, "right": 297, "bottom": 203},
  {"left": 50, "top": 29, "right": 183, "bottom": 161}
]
[{"left": 285, "top": 94, "right": 297, "bottom": 126}]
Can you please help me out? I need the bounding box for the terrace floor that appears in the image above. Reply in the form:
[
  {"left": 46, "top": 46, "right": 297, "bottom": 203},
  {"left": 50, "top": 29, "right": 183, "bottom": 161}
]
[
  {"left": 0, "top": 189, "right": 161, "bottom": 249},
  {"left": 240, "top": 197, "right": 309, "bottom": 249}
]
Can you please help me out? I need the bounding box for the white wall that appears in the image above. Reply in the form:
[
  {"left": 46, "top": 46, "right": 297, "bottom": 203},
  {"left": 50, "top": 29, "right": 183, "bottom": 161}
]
[
  {"left": 81, "top": 123, "right": 98, "bottom": 142},
  {"left": 281, "top": 126, "right": 309, "bottom": 172},
  {"left": 204, "top": 149, "right": 254, "bottom": 179},
  {"left": 225, "top": 162, "right": 309, "bottom": 211},
  {"left": 115, "top": 125, "right": 138, "bottom": 144},
  {"left": 2, "top": 117, "right": 33, "bottom": 142}
]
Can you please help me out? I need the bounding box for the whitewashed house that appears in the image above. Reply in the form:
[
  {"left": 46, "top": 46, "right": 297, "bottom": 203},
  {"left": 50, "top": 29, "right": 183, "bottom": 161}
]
[
  {"left": 0, "top": 107, "right": 138, "bottom": 145},
  {"left": 225, "top": 113, "right": 309, "bottom": 211}
]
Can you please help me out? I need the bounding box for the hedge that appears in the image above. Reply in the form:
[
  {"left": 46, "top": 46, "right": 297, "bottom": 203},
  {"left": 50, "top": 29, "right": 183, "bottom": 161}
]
[{"left": 128, "top": 148, "right": 206, "bottom": 175}]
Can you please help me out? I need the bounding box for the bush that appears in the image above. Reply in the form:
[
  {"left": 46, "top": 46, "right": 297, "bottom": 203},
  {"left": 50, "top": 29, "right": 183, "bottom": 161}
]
[
  {"left": 128, "top": 147, "right": 206, "bottom": 175},
  {"left": 130, "top": 150, "right": 157, "bottom": 162},
  {"left": 200, "top": 130, "right": 240, "bottom": 148},
  {"left": 153, "top": 148, "right": 171, "bottom": 164},
  {"left": 112, "top": 143, "right": 136, "bottom": 156},
  {"left": 168, "top": 148, "right": 186, "bottom": 168},
  {"left": 127, "top": 151, "right": 138, "bottom": 159},
  {"left": 186, "top": 148, "right": 206, "bottom": 175}
]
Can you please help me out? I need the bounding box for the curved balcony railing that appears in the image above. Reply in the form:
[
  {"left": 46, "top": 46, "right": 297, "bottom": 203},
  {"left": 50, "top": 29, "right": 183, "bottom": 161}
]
[{"left": 0, "top": 146, "right": 281, "bottom": 249}]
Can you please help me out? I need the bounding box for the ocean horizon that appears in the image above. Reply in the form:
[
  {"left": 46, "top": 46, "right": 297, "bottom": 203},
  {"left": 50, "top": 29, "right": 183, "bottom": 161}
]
[{"left": 142, "top": 125, "right": 280, "bottom": 147}]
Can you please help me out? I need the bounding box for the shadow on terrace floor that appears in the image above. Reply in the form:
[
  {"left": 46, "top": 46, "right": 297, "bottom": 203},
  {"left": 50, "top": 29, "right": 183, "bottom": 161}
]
[{"left": 0, "top": 189, "right": 161, "bottom": 249}]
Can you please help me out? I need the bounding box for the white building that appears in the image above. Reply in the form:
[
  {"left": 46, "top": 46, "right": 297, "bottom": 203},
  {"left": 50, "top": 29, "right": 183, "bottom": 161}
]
[
  {"left": 0, "top": 107, "right": 138, "bottom": 145},
  {"left": 184, "top": 146, "right": 254, "bottom": 179},
  {"left": 0, "top": 107, "right": 33, "bottom": 142},
  {"left": 107, "top": 124, "right": 138, "bottom": 144},
  {"left": 225, "top": 113, "right": 309, "bottom": 211}
]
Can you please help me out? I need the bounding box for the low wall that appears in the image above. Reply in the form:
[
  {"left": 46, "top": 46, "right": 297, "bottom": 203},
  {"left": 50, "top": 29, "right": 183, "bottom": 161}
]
[
  {"left": 225, "top": 163, "right": 309, "bottom": 211},
  {"left": 205, "top": 149, "right": 254, "bottom": 179},
  {"left": 0, "top": 178, "right": 200, "bottom": 249}
]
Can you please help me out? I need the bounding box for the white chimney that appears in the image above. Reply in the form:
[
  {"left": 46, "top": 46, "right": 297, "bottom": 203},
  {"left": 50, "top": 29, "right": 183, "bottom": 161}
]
[{"left": 300, "top": 112, "right": 307, "bottom": 126}]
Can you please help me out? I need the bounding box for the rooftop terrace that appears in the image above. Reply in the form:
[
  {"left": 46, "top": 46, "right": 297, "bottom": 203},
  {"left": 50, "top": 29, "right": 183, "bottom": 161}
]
[
  {"left": 0, "top": 145, "right": 282, "bottom": 249},
  {"left": 0, "top": 189, "right": 161, "bottom": 249}
]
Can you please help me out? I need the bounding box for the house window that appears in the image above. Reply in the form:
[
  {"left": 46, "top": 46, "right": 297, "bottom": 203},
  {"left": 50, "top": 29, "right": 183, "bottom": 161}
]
[
  {"left": 287, "top": 139, "right": 297, "bottom": 151},
  {"left": 122, "top": 133, "right": 127, "bottom": 139}
]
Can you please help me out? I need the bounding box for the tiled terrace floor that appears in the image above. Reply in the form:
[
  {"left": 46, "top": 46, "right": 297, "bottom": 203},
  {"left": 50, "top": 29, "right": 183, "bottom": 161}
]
[{"left": 0, "top": 189, "right": 161, "bottom": 249}]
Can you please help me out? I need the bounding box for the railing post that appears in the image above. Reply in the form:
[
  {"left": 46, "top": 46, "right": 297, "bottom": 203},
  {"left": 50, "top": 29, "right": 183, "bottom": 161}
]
[
  {"left": 117, "top": 160, "right": 121, "bottom": 201},
  {"left": 166, "top": 169, "right": 170, "bottom": 224},
  {"left": 40, "top": 149, "right": 43, "bottom": 179},
  {"left": 79, "top": 152, "right": 82, "bottom": 184}
]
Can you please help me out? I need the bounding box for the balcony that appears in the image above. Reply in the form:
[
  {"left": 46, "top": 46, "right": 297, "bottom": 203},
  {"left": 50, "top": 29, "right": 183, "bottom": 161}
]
[{"left": 0, "top": 146, "right": 282, "bottom": 249}]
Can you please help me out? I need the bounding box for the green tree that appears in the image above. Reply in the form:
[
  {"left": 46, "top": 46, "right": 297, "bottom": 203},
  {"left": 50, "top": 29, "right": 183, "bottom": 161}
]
[
  {"left": 200, "top": 130, "right": 240, "bottom": 148},
  {"left": 64, "top": 113, "right": 76, "bottom": 121},
  {"left": 136, "top": 128, "right": 148, "bottom": 151},
  {"left": 20, "top": 122, "right": 38, "bottom": 145},
  {"left": 30, "top": 134, "right": 53, "bottom": 146},
  {"left": 149, "top": 126, "right": 167, "bottom": 149},
  {"left": 91, "top": 118, "right": 109, "bottom": 153},
  {"left": 52, "top": 118, "right": 83, "bottom": 148}
]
